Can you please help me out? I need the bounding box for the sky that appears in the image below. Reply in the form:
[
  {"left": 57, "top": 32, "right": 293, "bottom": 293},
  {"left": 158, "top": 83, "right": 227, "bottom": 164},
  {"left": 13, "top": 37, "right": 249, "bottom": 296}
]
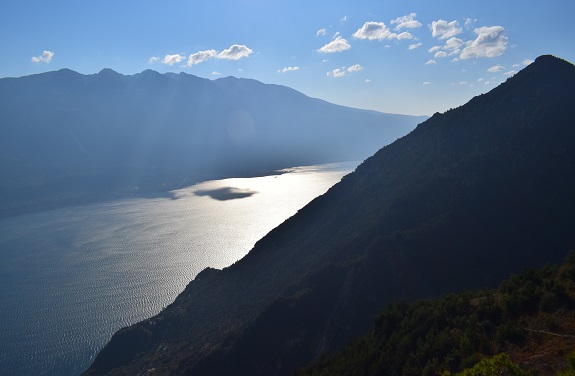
[{"left": 1, "top": 0, "right": 574, "bottom": 116}]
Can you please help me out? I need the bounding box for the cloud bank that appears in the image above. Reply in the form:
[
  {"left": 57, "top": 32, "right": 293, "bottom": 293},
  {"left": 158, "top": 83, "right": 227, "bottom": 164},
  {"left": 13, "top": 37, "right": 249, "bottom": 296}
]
[{"left": 157, "top": 44, "right": 254, "bottom": 67}]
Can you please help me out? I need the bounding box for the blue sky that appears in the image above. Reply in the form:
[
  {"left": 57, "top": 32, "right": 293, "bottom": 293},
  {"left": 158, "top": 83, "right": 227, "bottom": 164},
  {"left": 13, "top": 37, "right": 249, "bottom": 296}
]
[{"left": 2, "top": 0, "right": 574, "bottom": 115}]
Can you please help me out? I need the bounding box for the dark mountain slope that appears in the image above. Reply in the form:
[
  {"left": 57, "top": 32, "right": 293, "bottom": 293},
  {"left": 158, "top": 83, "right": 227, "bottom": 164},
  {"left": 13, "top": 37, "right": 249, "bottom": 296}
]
[
  {"left": 0, "top": 70, "right": 422, "bottom": 217},
  {"left": 298, "top": 255, "right": 575, "bottom": 376},
  {"left": 83, "top": 55, "right": 575, "bottom": 376}
]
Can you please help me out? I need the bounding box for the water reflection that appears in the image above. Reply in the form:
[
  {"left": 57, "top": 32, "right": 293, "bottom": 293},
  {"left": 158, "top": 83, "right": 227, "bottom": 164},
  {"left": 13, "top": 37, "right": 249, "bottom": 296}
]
[{"left": 194, "top": 187, "right": 258, "bottom": 201}]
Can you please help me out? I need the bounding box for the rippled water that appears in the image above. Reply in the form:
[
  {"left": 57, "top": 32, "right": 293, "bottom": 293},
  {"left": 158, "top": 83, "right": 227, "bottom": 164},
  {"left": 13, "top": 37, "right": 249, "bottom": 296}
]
[{"left": 0, "top": 162, "right": 357, "bottom": 376}]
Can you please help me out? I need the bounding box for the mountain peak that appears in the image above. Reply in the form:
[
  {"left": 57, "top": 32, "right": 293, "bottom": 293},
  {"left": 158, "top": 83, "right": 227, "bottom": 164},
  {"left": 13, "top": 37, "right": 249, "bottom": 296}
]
[{"left": 97, "top": 68, "right": 123, "bottom": 78}]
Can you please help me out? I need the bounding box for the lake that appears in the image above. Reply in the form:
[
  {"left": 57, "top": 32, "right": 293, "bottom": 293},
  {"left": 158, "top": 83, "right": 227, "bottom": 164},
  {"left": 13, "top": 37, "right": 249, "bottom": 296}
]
[{"left": 0, "top": 162, "right": 358, "bottom": 376}]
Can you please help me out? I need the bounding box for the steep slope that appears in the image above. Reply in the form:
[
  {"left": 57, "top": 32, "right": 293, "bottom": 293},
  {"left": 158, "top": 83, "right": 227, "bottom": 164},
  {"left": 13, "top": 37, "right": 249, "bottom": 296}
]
[
  {"left": 0, "top": 70, "right": 422, "bottom": 217},
  {"left": 297, "top": 255, "right": 575, "bottom": 376},
  {"left": 84, "top": 55, "right": 575, "bottom": 376}
]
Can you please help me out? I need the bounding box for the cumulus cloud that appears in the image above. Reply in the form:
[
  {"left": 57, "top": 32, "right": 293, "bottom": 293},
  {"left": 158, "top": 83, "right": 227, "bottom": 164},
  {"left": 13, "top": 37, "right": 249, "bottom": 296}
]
[
  {"left": 444, "top": 37, "right": 464, "bottom": 52},
  {"left": 162, "top": 54, "right": 185, "bottom": 66},
  {"left": 365, "top": 79, "right": 371, "bottom": 83},
  {"left": 148, "top": 56, "right": 160, "bottom": 64},
  {"left": 353, "top": 21, "right": 411, "bottom": 41},
  {"left": 317, "top": 36, "right": 351, "bottom": 53},
  {"left": 316, "top": 28, "right": 327, "bottom": 36},
  {"left": 353, "top": 22, "right": 387, "bottom": 40},
  {"left": 327, "top": 64, "right": 364, "bottom": 78},
  {"left": 487, "top": 65, "right": 504, "bottom": 73},
  {"left": 347, "top": 64, "right": 364, "bottom": 72},
  {"left": 186, "top": 50, "right": 217, "bottom": 66},
  {"left": 341, "top": 16, "right": 349, "bottom": 23},
  {"left": 391, "top": 13, "right": 422, "bottom": 30},
  {"left": 212, "top": 71, "right": 222, "bottom": 76},
  {"left": 425, "top": 59, "right": 437, "bottom": 65},
  {"left": 409, "top": 43, "right": 422, "bottom": 50},
  {"left": 428, "top": 46, "right": 441, "bottom": 53},
  {"left": 31, "top": 50, "right": 54, "bottom": 63},
  {"left": 459, "top": 26, "right": 507, "bottom": 59},
  {"left": 434, "top": 51, "right": 448, "bottom": 58},
  {"left": 503, "top": 70, "right": 516, "bottom": 76},
  {"left": 423, "top": 81, "right": 432, "bottom": 86},
  {"left": 431, "top": 20, "right": 462, "bottom": 40},
  {"left": 218, "top": 44, "right": 253, "bottom": 60},
  {"left": 327, "top": 68, "right": 347, "bottom": 78},
  {"left": 277, "top": 66, "right": 300, "bottom": 74},
  {"left": 522, "top": 59, "right": 534, "bottom": 66}
]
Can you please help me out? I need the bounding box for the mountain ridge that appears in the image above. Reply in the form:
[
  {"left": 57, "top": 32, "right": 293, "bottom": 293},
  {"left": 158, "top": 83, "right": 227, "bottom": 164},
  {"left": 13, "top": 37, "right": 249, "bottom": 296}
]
[
  {"left": 0, "top": 68, "right": 424, "bottom": 217},
  {"left": 83, "top": 55, "right": 575, "bottom": 375}
]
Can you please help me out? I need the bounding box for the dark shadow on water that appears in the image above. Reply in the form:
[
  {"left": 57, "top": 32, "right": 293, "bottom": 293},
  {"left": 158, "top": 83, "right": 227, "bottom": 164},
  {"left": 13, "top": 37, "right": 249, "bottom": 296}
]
[{"left": 194, "top": 187, "right": 258, "bottom": 201}]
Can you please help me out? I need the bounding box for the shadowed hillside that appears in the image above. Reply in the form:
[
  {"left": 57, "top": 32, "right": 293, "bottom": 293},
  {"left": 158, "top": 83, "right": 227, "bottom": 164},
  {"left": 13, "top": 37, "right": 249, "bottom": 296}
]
[
  {"left": 84, "top": 55, "right": 575, "bottom": 376},
  {"left": 297, "top": 255, "right": 575, "bottom": 376},
  {"left": 0, "top": 69, "right": 423, "bottom": 217}
]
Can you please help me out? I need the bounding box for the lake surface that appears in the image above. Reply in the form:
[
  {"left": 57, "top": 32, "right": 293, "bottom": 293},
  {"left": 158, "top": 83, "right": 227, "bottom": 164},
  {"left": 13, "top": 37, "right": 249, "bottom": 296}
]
[{"left": 0, "top": 162, "right": 358, "bottom": 376}]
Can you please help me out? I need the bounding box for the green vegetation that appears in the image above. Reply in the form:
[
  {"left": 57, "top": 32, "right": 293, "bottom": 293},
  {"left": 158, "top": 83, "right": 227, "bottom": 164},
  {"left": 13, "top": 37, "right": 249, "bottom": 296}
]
[
  {"left": 297, "top": 255, "right": 575, "bottom": 376},
  {"left": 455, "top": 353, "right": 528, "bottom": 376}
]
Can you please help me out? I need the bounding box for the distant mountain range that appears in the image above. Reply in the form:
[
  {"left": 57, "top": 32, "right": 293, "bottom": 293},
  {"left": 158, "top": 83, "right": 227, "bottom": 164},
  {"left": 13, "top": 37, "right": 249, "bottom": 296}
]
[
  {"left": 0, "top": 69, "right": 424, "bottom": 217},
  {"left": 83, "top": 55, "right": 575, "bottom": 375}
]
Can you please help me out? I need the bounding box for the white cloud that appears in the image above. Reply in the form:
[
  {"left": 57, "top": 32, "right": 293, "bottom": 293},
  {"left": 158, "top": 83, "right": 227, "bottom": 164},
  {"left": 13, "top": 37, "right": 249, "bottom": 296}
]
[
  {"left": 212, "top": 71, "right": 222, "bottom": 76},
  {"left": 391, "top": 13, "right": 422, "bottom": 30},
  {"left": 396, "top": 31, "right": 413, "bottom": 40},
  {"left": 341, "top": 16, "right": 349, "bottom": 23},
  {"left": 409, "top": 43, "right": 422, "bottom": 50},
  {"left": 503, "top": 70, "right": 516, "bottom": 76},
  {"left": 365, "top": 79, "right": 371, "bottom": 83},
  {"left": 459, "top": 26, "right": 507, "bottom": 59},
  {"left": 317, "top": 36, "right": 351, "bottom": 53},
  {"left": 347, "top": 64, "right": 364, "bottom": 72},
  {"left": 522, "top": 59, "right": 534, "bottom": 66},
  {"left": 322, "top": 59, "right": 329, "bottom": 63},
  {"left": 182, "top": 45, "right": 253, "bottom": 67},
  {"left": 464, "top": 18, "right": 477, "bottom": 29},
  {"left": 423, "top": 81, "right": 432, "bottom": 86},
  {"left": 434, "top": 51, "right": 448, "bottom": 58},
  {"left": 458, "top": 81, "right": 468, "bottom": 85},
  {"left": 478, "top": 77, "right": 484, "bottom": 82},
  {"left": 186, "top": 50, "right": 217, "bottom": 66},
  {"left": 353, "top": 21, "right": 415, "bottom": 41},
  {"left": 162, "top": 54, "right": 185, "bottom": 66},
  {"left": 327, "top": 64, "right": 364, "bottom": 78},
  {"left": 428, "top": 46, "right": 441, "bottom": 53},
  {"left": 487, "top": 65, "right": 504, "bottom": 73},
  {"left": 218, "top": 44, "right": 253, "bottom": 60},
  {"left": 148, "top": 56, "right": 160, "bottom": 64},
  {"left": 277, "top": 66, "right": 300, "bottom": 74},
  {"left": 425, "top": 59, "right": 436, "bottom": 65},
  {"left": 444, "top": 37, "right": 464, "bottom": 51},
  {"left": 316, "top": 28, "right": 327, "bottom": 36},
  {"left": 353, "top": 21, "right": 396, "bottom": 41},
  {"left": 327, "top": 68, "right": 347, "bottom": 78},
  {"left": 431, "top": 20, "right": 462, "bottom": 40},
  {"left": 31, "top": 50, "right": 54, "bottom": 63}
]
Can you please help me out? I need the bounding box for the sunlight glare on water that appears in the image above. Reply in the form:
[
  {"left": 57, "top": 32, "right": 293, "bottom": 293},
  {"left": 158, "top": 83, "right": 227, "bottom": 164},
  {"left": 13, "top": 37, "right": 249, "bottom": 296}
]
[{"left": 0, "top": 161, "right": 358, "bottom": 376}]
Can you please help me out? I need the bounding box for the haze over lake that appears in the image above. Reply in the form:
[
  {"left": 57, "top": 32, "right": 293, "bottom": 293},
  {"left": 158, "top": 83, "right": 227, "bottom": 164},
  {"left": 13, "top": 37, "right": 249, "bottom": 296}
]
[{"left": 0, "top": 162, "right": 357, "bottom": 376}]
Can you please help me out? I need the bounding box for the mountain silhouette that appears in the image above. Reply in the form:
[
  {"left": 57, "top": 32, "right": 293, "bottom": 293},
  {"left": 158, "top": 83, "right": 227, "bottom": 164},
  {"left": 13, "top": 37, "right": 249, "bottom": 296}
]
[
  {"left": 83, "top": 55, "right": 575, "bottom": 375},
  {"left": 0, "top": 69, "right": 423, "bottom": 217}
]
